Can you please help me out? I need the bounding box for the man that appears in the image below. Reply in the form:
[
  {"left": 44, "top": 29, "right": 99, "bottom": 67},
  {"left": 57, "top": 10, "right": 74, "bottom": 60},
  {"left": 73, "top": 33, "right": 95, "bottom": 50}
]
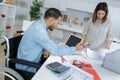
[{"left": 16, "top": 8, "right": 82, "bottom": 73}]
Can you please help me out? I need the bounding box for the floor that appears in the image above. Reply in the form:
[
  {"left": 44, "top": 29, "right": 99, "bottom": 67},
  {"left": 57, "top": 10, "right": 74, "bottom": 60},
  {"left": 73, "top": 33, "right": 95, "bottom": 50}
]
[{"left": 0, "top": 44, "right": 5, "bottom": 80}]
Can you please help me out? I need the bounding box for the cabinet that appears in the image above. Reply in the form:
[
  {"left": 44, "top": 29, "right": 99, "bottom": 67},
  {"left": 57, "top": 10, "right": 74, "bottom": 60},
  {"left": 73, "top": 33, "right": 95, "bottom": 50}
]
[
  {"left": 0, "top": 3, "right": 16, "bottom": 43},
  {"left": 0, "top": 3, "right": 16, "bottom": 30},
  {"left": 44, "top": 0, "right": 67, "bottom": 11},
  {"left": 0, "top": 3, "right": 16, "bottom": 37}
]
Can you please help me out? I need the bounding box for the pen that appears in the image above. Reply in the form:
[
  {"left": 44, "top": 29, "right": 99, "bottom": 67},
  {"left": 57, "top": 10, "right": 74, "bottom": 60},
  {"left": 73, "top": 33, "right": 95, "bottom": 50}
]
[
  {"left": 61, "top": 56, "right": 67, "bottom": 63},
  {"left": 83, "top": 43, "right": 90, "bottom": 48}
]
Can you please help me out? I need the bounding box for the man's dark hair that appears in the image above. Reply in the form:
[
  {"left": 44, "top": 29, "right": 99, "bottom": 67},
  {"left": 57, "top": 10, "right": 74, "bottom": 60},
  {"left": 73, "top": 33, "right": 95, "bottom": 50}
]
[{"left": 44, "top": 8, "right": 62, "bottom": 19}]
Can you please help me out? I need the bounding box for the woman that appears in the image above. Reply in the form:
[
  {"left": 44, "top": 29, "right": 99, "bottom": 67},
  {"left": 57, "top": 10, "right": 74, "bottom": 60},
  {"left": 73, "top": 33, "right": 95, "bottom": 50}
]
[{"left": 82, "top": 2, "right": 113, "bottom": 51}]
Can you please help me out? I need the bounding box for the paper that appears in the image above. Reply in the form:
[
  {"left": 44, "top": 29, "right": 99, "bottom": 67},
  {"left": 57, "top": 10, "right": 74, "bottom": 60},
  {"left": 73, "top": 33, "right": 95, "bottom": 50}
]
[
  {"left": 86, "top": 48, "right": 98, "bottom": 59},
  {"left": 109, "top": 42, "right": 120, "bottom": 53},
  {"left": 96, "top": 49, "right": 109, "bottom": 61}
]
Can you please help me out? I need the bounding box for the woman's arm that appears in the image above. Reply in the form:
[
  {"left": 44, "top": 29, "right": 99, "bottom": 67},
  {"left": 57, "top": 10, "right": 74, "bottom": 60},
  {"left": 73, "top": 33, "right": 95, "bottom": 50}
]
[
  {"left": 105, "top": 40, "right": 112, "bottom": 49},
  {"left": 105, "top": 20, "right": 113, "bottom": 49}
]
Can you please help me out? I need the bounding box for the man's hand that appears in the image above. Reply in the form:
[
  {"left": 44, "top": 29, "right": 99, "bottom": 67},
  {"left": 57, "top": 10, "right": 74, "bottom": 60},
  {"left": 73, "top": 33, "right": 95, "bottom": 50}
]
[
  {"left": 75, "top": 43, "right": 83, "bottom": 51},
  {"left": 43, "top": 51, "right": 50, "bottom": 58}
]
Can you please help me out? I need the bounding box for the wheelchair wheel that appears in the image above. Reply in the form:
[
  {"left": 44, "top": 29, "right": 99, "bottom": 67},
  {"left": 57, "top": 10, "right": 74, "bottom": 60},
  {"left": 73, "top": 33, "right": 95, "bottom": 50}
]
[{"left": 0, "top": 66, "right": 24, "bottom": 80}]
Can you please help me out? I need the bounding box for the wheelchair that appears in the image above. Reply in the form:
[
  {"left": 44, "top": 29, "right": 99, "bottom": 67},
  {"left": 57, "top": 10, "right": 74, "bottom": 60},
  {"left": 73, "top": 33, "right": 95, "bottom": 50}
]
[
  {"left": 1, "top": 35, "right": 48, "bottom": 80},
  {"left": 0, "top": 66, "right": 24, "bottom": 80}
]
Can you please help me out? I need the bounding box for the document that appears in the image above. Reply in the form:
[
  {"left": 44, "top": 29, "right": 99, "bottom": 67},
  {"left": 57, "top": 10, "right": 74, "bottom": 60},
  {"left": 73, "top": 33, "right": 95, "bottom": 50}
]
[
  {"left": 86, "top": 48, "right": 109, "bottom": 61},
  {"left": 86, "top": 48, "right": 98, "bottom": 59}
]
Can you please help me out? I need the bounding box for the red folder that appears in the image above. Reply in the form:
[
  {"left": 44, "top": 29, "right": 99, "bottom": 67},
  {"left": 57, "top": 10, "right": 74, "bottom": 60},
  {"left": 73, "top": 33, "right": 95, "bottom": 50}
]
[
  {"left": 72, "top": 60, "right": 100, "bottom": 80},
  {"left": 72, "top": 60, "right": 92, "bottom": 68},
  {"left": 61, "top": 57, "right": 101, "bottom": 80},
  {"left": 82, "top": 68, "right": 101, "bottom": 80}
]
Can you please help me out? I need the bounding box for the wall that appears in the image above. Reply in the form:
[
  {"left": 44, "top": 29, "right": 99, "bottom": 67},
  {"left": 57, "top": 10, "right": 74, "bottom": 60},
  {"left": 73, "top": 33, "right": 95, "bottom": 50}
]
[
  {"left": 1, "top": 0, "right": 119, "bottom": 41},
  {"left": 43, "top": 0, "right": 120, "bottom": 40},
  {"left": 75, "top": 0, "right": 120, "bottom": 8},
  {"left": 109, "top": 7, "right": 120, "bottom": 40}
]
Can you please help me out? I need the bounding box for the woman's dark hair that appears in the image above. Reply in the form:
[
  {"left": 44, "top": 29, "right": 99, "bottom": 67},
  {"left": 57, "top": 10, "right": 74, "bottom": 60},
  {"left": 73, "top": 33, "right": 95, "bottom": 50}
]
[
  {"left": 44, "top": 8, "right": 62, "bottom": 19},
  {"left": 92, "top": 2, "right": 108, "bottom": 23}
]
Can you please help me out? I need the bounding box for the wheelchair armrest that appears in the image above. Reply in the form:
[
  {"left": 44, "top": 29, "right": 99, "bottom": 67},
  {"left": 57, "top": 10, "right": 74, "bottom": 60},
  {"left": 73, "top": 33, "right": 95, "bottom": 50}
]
[
  {"left": 9, "top": 58, "right": 42, "bottom": 68},
  {"left": 16, "top": 31, "right": 24, "bottom": 33}
]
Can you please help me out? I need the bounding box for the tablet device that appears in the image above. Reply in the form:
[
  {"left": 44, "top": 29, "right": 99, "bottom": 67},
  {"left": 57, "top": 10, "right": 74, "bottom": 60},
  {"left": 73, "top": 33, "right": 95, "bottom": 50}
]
[{"left": 65, "top": 34, "right": 83, "bottom": 47}]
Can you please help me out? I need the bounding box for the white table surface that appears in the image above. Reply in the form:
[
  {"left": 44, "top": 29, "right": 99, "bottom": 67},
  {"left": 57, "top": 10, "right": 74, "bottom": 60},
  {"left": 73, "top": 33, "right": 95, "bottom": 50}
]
[{"left": 32, "top": 42, "right": 120, "bottom": 80}]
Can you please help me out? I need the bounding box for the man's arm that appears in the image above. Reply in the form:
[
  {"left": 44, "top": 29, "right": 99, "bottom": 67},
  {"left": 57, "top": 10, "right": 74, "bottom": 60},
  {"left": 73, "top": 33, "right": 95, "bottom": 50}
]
[{"left": 38, "top": 37, "right": 76, "bottom": 56}]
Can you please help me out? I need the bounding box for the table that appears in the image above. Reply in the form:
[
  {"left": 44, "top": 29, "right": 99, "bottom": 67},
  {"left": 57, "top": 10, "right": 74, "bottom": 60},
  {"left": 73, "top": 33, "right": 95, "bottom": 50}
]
[{"left": 32, "top": 42, "right": 120, "bottom": 80}]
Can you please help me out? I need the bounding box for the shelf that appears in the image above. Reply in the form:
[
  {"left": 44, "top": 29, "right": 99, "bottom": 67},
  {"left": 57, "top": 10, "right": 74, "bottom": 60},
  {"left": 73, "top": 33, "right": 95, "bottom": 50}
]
[{"left": 57, "top": 24, "right": 84, "bottom": 34}]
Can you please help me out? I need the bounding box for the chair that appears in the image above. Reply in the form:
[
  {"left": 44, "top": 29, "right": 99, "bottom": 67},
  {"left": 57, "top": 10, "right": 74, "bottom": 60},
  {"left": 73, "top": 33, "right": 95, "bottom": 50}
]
[
  {"left": 1, "top": 35, "right": 47, "bottom": 80},
  {"left": 16, "top": 20, "right": 33, "bottom": 34}
]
